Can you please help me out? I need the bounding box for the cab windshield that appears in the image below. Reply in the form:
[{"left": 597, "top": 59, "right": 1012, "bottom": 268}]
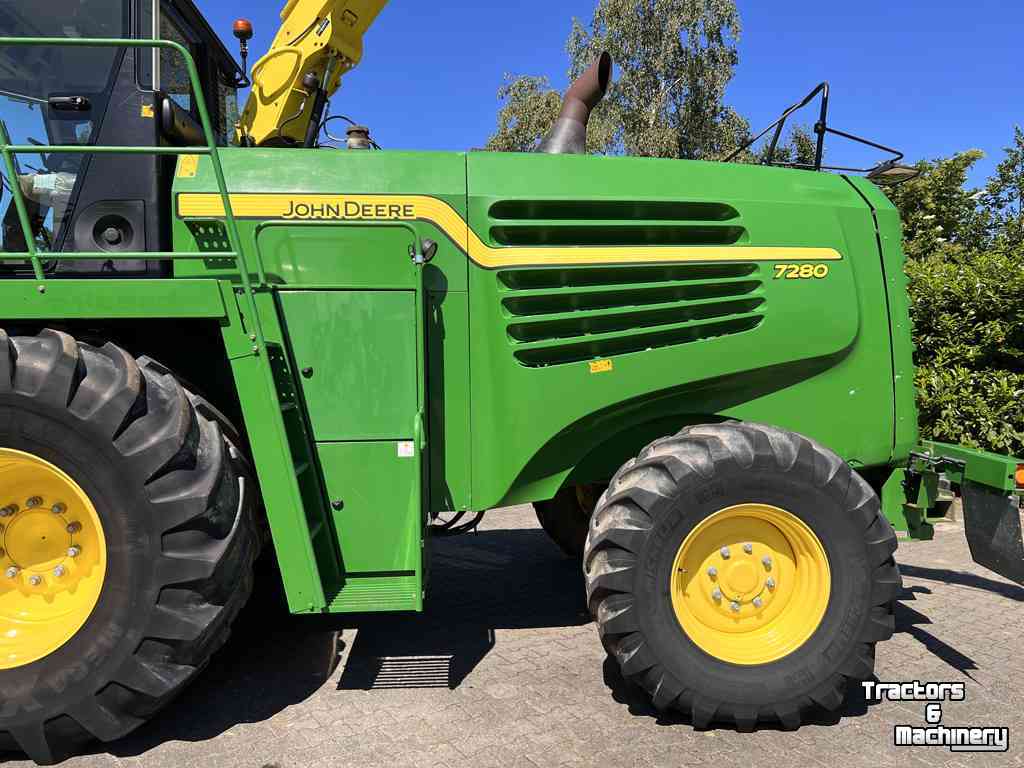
[{"left": 0, "top": 0, "right": 128, "bottom": 253}]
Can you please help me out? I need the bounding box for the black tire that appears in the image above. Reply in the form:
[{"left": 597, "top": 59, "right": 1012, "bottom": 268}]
[
  {"left": 535, "top": 484, "right": 601, "bottom": 558},
  {"left": 583, "top": 421, "right": 901, "bottom": 730},
  {"left": 0, "top": 329, "right": 259, "bottom": 764}
]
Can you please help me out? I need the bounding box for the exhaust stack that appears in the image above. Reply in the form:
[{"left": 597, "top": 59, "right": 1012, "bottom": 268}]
[{"left": 538, "top": 52, "right": 612, "bottom": 155}]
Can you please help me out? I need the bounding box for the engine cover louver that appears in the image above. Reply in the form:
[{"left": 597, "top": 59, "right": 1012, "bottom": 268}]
[
  {"left": 499, "top": 263, "right": 765, "bottom": 367},
  {"left": 488, "top": 199, "right": 746, "bottom": 248},
  {"left": 489, "top": 200, "right": 765, "bottom": 368}
]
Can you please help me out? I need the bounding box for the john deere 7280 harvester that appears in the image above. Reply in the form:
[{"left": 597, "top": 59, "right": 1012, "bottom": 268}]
[{"left": 1, "top": 0, "right": 1022, "bottom": 762}]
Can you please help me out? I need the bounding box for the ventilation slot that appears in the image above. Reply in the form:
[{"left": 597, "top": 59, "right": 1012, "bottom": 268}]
[
  {"left": 489, "top": 200, "right": 739, "bottom": 221},
  {"left": 491, "top": 224, "right": 744, "bottom": 247},
  {"left": 498, "top": 262, "right": 757, "bottom": 290},
  {"left": 487, "top": 199, "right": 746, "bottom": 249},
  {"left": 500, "top": 264, "right": 765, "bottom": 368}
]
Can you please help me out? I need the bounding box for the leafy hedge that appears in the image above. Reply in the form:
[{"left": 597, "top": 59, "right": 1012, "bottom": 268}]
[
  {"left": 890, "top": 131, "right": 1024, "bottom": 455},
  {"left": 906, "top": 249, "right": 1024, "bottom": 453}
]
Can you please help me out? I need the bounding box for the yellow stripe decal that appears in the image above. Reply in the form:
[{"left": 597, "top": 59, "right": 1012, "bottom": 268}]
[{"left": 176, "top": 193, "right": 843, "bottom": 268}]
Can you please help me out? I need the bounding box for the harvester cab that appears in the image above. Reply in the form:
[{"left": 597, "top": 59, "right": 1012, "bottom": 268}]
[
  {"left": 0, "top": 0, "right": 242, "bottom": 271},
  {"left": 1, "top": 1, "right": 1023, "bottom": 764}
]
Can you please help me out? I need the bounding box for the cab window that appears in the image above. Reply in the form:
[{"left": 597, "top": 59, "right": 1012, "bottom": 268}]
[{"left": 0, "top": 0, "right": 129, "bottom": 252}]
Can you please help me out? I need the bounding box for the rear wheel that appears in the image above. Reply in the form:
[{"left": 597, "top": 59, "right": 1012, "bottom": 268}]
[
  {"left": 0, "top": 329, "right": 258, "bottom": 764},
  {"left": 584, "top": 422, "right": 901, "bottom": 729}
]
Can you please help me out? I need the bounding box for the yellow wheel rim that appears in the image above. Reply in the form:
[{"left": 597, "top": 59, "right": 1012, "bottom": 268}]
[
  {"left": 670, "top": 503, "right": 830, "bottom": 665},
  {"left": 0, "top": 448, "right": 106, "bottom": 669}
]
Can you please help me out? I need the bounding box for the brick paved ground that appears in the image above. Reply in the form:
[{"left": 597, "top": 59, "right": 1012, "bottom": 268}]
[{"left": 4, "top": 506, "right": 1023, "bottom": 768}]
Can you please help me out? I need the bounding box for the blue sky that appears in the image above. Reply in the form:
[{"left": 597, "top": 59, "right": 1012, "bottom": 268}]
[{"left": 202, "top": 0, "right": 1021, "bottom": 186}]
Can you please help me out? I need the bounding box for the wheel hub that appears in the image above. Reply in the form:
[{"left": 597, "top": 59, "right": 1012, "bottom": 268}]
[
  {"left": 0, "top": 448, "right": 106, "bottom": 669},
  {"left": 670, "top": 503, "right": 830, "bottom": 665},
  {"left": 723, "top": 559, "right": 758, "bottom": 595}
]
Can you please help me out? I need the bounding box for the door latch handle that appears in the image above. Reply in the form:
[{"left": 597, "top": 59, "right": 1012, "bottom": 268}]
[{"left": 48, "top": 95, "right": 91, "bottom": 112}]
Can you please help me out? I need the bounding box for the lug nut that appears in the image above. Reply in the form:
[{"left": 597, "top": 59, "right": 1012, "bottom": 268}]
[
  {"left": 53, "top": 565, "right": 66, "bottom": 578},
  {"left": 28, "top": 575, "right": 42, "bottom": 586},
  {"left": 720, "top": 546, "right": 731, "bottom": 559},
  {"left": 766, "top": 577, "right": 776, "bottom": 590},
  {"left": 753, "top": 597, "right": 763, "bottom": 608},
  {"left": 0, "top": 505, "right": 16, "bottom": 517},
  {"left": 729, "top": 601, "right": 741, "bottom": 612},
  {"left": 51, "top": 502, "right": 66, "bottom": 515},
  {"left": 4, "top": 566, "right": 18, "bottom": 578},
  {"left": 707, "top": 566, "right": 718, "bottom": 578},
  {"left": 711, "top": 588, "right": 723, "bottom": 601},
  {"left": 743, "top": 543, "right": 753, "bottom": 554},
  {"left": 67, "top": 546, "right": 81, "bottom": 558},
  {"left": 762, "top": 556, "right": 772, "bottom": 569},
  {"left": 26, "top": 496, "right": 42, "bottom": 508},
  {"left": 66, "top": 521, "right": 82, "bottom": 535}
]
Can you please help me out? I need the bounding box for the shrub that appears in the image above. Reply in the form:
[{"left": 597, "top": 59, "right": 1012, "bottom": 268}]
[{"left": 905, "top": 246, "right": 1024, "bottom": 454}]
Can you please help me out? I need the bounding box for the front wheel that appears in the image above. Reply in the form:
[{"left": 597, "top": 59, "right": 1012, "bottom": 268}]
[
  {"left": 584, "top": 422, "right": 901, "bottom": 729},
  {"left": 0, "top": 330, "right": 259, "bottom": 764}
]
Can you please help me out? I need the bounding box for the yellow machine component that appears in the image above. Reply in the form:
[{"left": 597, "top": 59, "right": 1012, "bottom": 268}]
[
  {"left": 237, "top": 0, "right": 389, "bottom": 146},
  {"left": 669, "top": 503, "right": 830, "bottom": 665},
  {"left": 0, "top": 449, "right": 107, "bottom": 670}
]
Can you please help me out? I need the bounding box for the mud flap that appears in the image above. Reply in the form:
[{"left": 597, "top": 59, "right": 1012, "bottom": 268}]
[{"left": 962, "top": 481, "right": 1024, "bottom": 586}]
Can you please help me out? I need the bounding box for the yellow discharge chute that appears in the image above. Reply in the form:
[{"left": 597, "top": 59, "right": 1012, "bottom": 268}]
[{"left": 237, "top": 0, "right": 389, "bottom": 147}]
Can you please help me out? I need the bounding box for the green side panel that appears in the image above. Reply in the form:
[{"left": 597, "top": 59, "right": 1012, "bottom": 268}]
[
  {"left": 0, "top": 279, "right": 225, "bottom": 319},
  {"left": 464, "top": 152, "right": 896, "bottom": 508},
  {"left": 427, "top": 289, "right": 472, "bottom": 513},
  {"left": 257, "top": 222, "right": 419, "bottom": 288},
  {"left": 278, "top": 290, "right": 418, "bottom": 441},
  {"left": 173, "top": 148, "right": 906, "bottom": 525},
  {"left": 846, "top": 176, "right": 919, "bottom": 462},
  {"left": 318, "top": 441, "right": 423, "bottom": 612}
]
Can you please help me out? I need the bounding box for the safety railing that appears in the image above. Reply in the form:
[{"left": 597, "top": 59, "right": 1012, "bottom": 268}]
[{"left": 0, "top": 36, "right": 264, "bottom": 343}]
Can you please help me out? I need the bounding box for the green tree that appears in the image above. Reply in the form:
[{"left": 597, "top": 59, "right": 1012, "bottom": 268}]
[
  {"left": 486, "top": 0, "right": 748, "bottom": 159},
  {"left": 883, "top": 150, "right": 988, "bottom": 258},
  {"left": 980, "top": 125, "right": 1024, "bottom": 247}
]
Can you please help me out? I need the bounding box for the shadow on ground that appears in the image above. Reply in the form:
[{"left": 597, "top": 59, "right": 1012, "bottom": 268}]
[
  {"left": 89, "top": 526, "right": 587, "bottom": 759},
  {"left": 893, "top": 580, "right": 980, "bottom": 680},
  {"left": 899, "top": 563, "right": 1024, "bottom": 602}
]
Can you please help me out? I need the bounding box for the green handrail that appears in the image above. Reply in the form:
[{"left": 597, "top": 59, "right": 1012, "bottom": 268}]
[{"left": 0, "top": 36, "right": 266, "bottom": 348}]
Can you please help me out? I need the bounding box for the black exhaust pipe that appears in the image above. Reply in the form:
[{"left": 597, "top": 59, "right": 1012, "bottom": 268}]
[{"left": 537, "top": 52, "right": 612, "bottom": 155}]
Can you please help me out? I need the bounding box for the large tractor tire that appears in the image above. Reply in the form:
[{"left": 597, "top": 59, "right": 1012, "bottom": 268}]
[
  {"left": 584, "top": 421, "right": 901, "bottom": 729},
  {"left": 0, "top": 330, "right": 258, "bottom": 764},
  {"left": 535, "top": 483, "right": 602, "bottom": 558}
]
